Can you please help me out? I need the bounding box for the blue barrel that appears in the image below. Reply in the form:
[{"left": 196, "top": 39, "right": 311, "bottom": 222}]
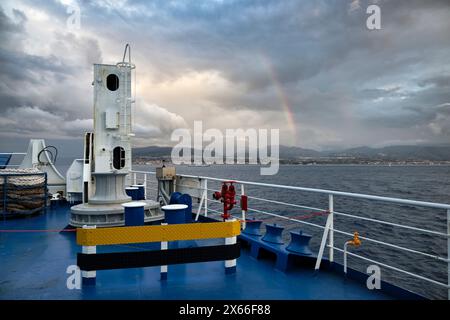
[
  {"left": 131, "top": 184, "right": 145, "bottom": 200},
  {"left": 125, "top": 187, "right": 139, "bottom": 200},
  {"left": 169, "top": 192, "right": 192, "bottom": 223},
  {"left": 161, "top": 204, "right": 188, "bottom": 224},
  {"left": 122, "top": 201, "right": 145, "bottom": 226},
  {"left": 180, "top": 194, "right": 192, "bottom": 223}
]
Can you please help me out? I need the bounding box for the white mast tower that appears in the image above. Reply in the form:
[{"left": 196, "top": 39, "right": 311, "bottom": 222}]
[{"left": 70, "top": 44, "right": 161, "bottom": 227}]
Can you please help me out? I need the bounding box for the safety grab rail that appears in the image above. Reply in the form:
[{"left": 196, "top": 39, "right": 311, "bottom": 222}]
[{"left": 129, "top": 169, "right": 450, "bottom": 298}]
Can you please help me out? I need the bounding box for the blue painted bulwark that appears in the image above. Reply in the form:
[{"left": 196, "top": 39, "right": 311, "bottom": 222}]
[
  {"left": 242, "top": 219, "right": 263, "bottom": 236},
  {"left": 262, "top": 224, "right": 284, "bottom": 244},
  {"left": 286, "top": 231, "right": 313, "bottom": 256}
]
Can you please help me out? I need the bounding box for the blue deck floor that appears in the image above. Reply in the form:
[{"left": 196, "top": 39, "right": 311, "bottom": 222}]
[{"left": 0, "top": 203, "right": 395, "bottom": 300}]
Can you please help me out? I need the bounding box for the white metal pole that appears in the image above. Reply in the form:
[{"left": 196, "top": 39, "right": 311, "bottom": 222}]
[
  {"left": 144, "top": 174, "right": 147, "bottom": 199},
  {"left": 344, "top": 241, "right": 349, "bottom": 274},
  {"left": 195, "top": 192, "right": 205, "bottom": 221},
  {"left": 204, "top": 179, "right": 208, "bottom": 217},
  {"left": 81, "top": 225, "right": 96, "bottom": 286},
  {"left": 329, "top": 194, "right": 334, "bottom": 262},
  {"left": 447, "top": 209, "right": 450, "bottom": 300},
  {"left": 241, "top": 184, "right": 246, "bottom": 230},
  {"left": 133, "top": 172, "right": 136, "bottom": 185},
  {"left": 82, "top": 163, "right": 90, "bottom": 203},
  {"left": 161, "top": 222, "right": 168, "bottom": 280},
  {"left": 314, "top": 215, "right": 332, "bottom": 270},
  {"left": 225, "top": 218, "right": 237, "bottom": 274}
]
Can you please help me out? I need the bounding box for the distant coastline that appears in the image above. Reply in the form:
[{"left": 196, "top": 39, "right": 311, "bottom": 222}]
[
  {"left": 132, "top": 144, "right": 450, "bottom": 166},
  {"left": 133, "top": 157, "right": 450, "bottom": 166}
]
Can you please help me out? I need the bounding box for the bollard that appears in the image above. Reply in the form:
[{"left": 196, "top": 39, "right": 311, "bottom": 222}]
[
  {"left": 180, "top": 194, "right": 193, "bottom": 223},
  {"left": 131, "top": 184, "right": 145, "bottom": 200},
  {"left": 286, "top": 230, "right": 313, "bottom": 256},
  {"left": 161, "top": 204, "right": 188, "bottom": 225},
  {"left": 122, "top": 201, "right": 145, "bottom": 226},
  {"left": 262, "top": 224, "right": 285, "bottom": 244},
  {"left": 169, "top": 192, "right": 192, "bottom": 223},
  {"left": 125, "top": 187, "right": 139, "bottom": 200},
  {"left": 242, "top": 218, "right": 263, "bottom": 236}
]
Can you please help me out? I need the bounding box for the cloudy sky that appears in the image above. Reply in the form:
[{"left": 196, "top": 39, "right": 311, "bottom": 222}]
[{"left": 1, "top": 0, "right": 449, "bottom": 156}]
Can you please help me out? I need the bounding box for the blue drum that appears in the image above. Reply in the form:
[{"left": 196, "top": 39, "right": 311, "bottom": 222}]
[
  {"left": 122, "top": 201, "right": 145, "bottom": 226},
  {"left": 125, "top": 187, "right": 139, "bottom": 200},
  {"left": 131, "top": 184, "right": 145, "bottom": 200},
  {"left": 161, "top": 204, "right": 188, "bottom": 225}
]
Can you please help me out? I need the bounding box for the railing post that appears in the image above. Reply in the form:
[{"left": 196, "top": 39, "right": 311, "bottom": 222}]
[
  {"left": 2, "top": 175, "right": 7, "bottom": 220},
  {"left": 241, "top": 184, "right": 246, "bottom": 230},
  {"left": 329, "top": 194, "right": 334, "bottom": 262},
  {"left": 144, "top": 174, "right": 147, "bottom": 199},
  {"left": 204, "top": 179, "right": 208, "bottom": 217},
  {"left": 44, "top": 173, "right": 48, "bottom": 214},
  {"left": 447, "top": 209, "right": 450, "bottom": 300},
  {"left": 82, "top": 225, "right": 97, "bottom": 286},
  {"left": 133, "top": 172, "right": 137, "bottom": 185}
]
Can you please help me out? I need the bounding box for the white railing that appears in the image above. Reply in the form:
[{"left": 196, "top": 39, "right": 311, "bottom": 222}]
[
  {"left": 0, "top": 153, "right": 26, "bottom": 167},
  {"left": 130, "top": 169, "right": 450, "bottom": 299}
]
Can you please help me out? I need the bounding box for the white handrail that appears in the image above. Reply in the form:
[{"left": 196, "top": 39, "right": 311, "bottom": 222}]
[
  {"left": 130, "top": 169, "right": 450, "bottom": 298},
  {"left": 331, "top": 246, "right": 449, "bottom": 289},
  {"left": 172, "top": 173, "right": 450, "bottom": 210}
]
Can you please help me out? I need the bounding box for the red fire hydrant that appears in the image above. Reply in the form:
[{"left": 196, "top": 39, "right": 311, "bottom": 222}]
[{"left": 212, "top": 181, "right": 237, "bottom": 221}]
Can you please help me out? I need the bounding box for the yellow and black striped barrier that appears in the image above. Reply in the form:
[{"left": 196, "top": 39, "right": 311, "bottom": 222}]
[
  {"left": 77, "top": 220, "right": 241, "bottom": 246},
  {"left": 76, "top": 220, "right": 241, "bottom": 285}
]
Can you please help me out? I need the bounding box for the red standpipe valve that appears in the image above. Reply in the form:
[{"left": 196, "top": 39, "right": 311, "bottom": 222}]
[{"left": 212, "top": 181, "right": 237, "bottom": 221}]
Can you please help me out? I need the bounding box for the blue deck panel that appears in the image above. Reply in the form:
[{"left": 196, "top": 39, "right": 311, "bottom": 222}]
[{"left": 0, "top": 203, "right": 395, "bottom": 300}]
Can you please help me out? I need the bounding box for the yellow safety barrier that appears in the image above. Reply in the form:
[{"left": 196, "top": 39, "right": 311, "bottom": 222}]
[{"left": 77, "top": 220, "right": 241, "bottom": 246}]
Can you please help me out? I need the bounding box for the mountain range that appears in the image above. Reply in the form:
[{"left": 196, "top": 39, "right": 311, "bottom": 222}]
[{"left": 133, "top": 145, "right": 450, "bottom": 161}]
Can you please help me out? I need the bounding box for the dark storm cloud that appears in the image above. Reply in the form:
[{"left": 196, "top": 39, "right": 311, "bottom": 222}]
[
  {"left": 0, "top": 7, "right": 26, "bottom": 34},
  {"left": 418, "top": 75, "right": 450, "bottom": 89},
  {"left": 1, "top": 0, "right": 450, "bottom": 149}
]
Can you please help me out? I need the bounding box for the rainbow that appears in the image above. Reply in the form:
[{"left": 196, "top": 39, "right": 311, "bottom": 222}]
[{"left": 259, "top": 54, "right": 297, "bottom": 145}]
